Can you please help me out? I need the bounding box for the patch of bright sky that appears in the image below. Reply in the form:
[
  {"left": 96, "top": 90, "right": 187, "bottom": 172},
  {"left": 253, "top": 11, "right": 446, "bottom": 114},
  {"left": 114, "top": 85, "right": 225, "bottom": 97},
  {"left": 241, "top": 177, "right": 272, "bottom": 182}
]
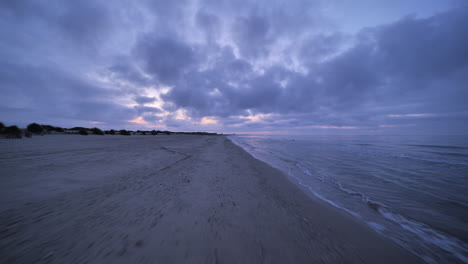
[
  {"left": 239, "top": 111, "right": 273, "bottom": 123},
  {"left": 174, "top": 109, "right": 191, "bottom": 120},
  {"left": 128, "top": 116, "right": 148, "bottom": 125},
  {"left": 200, "top": 117, "right": 219, "bottom": 125},
  {"left": 323, "top": 0, "right": 457, "bottom": 33}
]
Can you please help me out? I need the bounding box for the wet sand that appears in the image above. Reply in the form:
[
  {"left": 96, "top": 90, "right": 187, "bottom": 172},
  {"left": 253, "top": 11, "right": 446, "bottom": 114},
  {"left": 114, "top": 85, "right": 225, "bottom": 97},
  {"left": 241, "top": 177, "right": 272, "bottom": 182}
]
[{"left": 0, "top": 135, "right": 422, "bottom": 263}]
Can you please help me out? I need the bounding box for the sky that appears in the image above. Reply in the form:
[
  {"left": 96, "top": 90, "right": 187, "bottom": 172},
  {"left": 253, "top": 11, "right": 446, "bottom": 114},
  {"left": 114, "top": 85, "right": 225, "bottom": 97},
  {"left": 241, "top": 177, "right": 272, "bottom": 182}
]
[{"left": 1, "top": 0, "right": 467, "bottom": 134}]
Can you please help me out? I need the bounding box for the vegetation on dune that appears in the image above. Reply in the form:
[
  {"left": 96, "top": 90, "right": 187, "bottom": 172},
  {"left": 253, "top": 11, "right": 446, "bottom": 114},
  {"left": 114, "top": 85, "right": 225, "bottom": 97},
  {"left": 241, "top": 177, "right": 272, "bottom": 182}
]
[
  {"left": 0, "top": 123, "right": 22, "bottom": 138},
  {"left": 79, "top": 128, "right": 89, "bottom": 135},
  {"left": 27, "top": 123, "right": 65, "bottom": 134},
  {"left": 70, "top": 127, "right": 87, "bottom": 131},
  {"left": 104, "top": 130, "right": 116, "bottom": 135},
  {"left": 1, "top": 121, "right": 219, "bottom": 139},
  {"left": 91, "top": 127, "right": 104, "bottom": 135},
  {"left": 5, "top": 125, "right": 22, "bottom": 138},
  {"left": 27, "top": 123, "right": 44, "bottom": 133},
  {"left": 42, "top": 124, "right": 64, "bottom": 132},
  {"left": 119, "top": 129, "right": 131, "bottom": 136}
]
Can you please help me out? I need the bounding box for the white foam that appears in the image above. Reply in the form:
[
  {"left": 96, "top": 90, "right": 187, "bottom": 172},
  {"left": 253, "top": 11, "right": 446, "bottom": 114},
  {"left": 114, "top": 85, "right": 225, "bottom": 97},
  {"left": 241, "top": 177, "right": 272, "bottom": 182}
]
[
  {"left": 287, "top": 168, "right": 361, "bottom": 218},
  {"left": 378, "top": 209, "right": 468, "bottom": 263},
  {"left": 229, "top": 134, "right": 468, "bottom": 263}
]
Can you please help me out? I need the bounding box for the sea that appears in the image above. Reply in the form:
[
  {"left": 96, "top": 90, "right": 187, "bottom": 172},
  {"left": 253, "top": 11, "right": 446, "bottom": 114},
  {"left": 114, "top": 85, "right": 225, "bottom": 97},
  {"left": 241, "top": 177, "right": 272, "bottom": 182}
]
[{"left": 228, "top": 134, "right": 468, "bottom": 264}]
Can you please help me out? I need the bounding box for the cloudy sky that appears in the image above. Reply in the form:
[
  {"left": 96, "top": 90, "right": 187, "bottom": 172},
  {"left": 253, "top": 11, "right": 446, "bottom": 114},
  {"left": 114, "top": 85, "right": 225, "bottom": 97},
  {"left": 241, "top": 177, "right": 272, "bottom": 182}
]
[{"left": 1, "top": 0, "right": 467, "bottom": 134}]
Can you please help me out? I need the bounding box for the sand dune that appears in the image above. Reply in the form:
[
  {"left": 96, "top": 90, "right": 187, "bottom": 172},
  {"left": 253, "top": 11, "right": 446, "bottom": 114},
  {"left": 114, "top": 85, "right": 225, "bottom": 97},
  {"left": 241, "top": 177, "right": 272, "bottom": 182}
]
[{"left": 0, "top": 135, "right": 422, "bottom": 263}]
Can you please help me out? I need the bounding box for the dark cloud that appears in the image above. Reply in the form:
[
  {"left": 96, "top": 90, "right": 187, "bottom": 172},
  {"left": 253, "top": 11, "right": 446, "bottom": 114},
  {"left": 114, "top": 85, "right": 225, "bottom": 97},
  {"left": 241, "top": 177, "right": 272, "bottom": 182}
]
[
  {"left": 135, "top": 96, "right": 157, "bottom": 105},
  {"left": 134, "top": 106, "right": 162, "bottom": 115},
  {"left": 106, "top": 61, "right": 153, "bottom": 88},
  {"left": 0, "top": 55, "right": 136, "bottom": 127},
  {"left": 196, "top": 10, "right": 221, "bottom": 43},
  {"left": 0, "top": 0, "right": 112, "bottom": 53},
  {"left": 233, "top": 14, "right": 271, "bottom": 58},
  {"left": 299, "top": 33, "right": 346, "bottom": 63},
  {"left": 0, "top": 0, "right": 466, "bottom": 133},
  {"left": 134, "top": 35, "right": 196, "bottom": 84},
  {"left": 159, "top": 4, "right": 468, "bottom": 133},
  {"left": 141, "top": 113, "right": 162, "bottom": 122}
]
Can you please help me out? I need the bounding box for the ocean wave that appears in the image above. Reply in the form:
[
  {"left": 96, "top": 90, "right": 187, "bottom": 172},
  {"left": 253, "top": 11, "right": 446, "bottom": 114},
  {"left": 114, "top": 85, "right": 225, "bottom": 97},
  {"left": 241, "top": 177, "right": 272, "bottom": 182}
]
[
  {"left": 365, "top": 198, "right": 388, "bottom": 211},
  {"left": 336, "top": 183, "right": 364, "bottom": 198},
  {"left": 346, "top": 147, "right": 468, "bottom": 166},
  {"left": 406, "top": 144, "right": 468, "bottom": 150},
  {"left": 292, "top": 162, "right": 468, "bottom": 263},
  {"left": 367, "top": 221, "right": 386, "bottom": 232},
  {"left": 422, "top": 151, "right": 468, "bottom": 158},
  {"left": 378, "top": 208, "right": 468, "bottom": 263},
  {"left": 294, "top": 162, "right": 392, "bottom": 209},
  {"left": 296, "top": 159, "right": 468, "bottom": 218},
  {"left": 230, "top": 135, "right": 468, "bottom": 263},
  {"left": 287, "top": 168, "right": 361, "bottom": 218},
  {"left": 402, "top": 155, "right": 468, "bottom": 167},
  {"left": 291, "top": 161, "right": 468, "bottom": 262},
  {"left": 435, "top": 199, "right": 468, "bottom": 210}
]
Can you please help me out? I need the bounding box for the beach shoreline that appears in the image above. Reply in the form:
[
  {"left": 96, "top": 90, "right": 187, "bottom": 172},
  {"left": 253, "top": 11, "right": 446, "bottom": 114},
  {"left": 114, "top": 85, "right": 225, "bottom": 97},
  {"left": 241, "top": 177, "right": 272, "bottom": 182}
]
[{"left": 0, "top": 135, "right": 422, "bottom": 263}]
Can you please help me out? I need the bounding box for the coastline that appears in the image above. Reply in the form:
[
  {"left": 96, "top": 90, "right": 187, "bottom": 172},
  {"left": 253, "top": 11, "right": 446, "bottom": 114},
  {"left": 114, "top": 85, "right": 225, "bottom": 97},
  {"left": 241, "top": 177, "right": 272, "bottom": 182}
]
[{"left": 0, "top": 135, "right": 422, "bottom": 263}]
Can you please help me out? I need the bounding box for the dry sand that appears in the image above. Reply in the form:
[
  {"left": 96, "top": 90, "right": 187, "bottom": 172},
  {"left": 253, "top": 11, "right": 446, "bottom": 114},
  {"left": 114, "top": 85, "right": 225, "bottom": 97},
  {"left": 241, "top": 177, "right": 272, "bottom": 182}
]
[{"left": 0, "top": 135, "right": 423, "bottom": 263}]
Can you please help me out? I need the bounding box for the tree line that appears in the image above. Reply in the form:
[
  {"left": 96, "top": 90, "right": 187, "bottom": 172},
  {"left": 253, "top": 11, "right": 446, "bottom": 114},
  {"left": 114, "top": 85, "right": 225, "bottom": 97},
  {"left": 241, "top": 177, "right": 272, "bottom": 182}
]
[{"left": 0, "top": 122, "right": 219, "bottom": 139}]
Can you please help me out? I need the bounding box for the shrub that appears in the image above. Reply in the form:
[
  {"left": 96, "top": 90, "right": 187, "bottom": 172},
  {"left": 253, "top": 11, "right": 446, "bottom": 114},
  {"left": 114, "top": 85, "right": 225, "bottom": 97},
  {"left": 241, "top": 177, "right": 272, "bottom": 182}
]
[
  {"left": 42, "top": 125, "right": 54, "bottom": 131},
  {"left": 142, "top": 131, "right": 146, "bottom": 135},
  {"left": 109, "top": 129, "right": 116, "bottom": 135},
  {"left": 71, "top": 127, "right": 86, "bottom": 131},
  {"left": 79, "top": 128, "right": 88, "bottom": 135},
  {"left": 5, "top": 125, "right": 22, "bottom": 138},
  {"left": 91, "top": 127, "right": 104, "bottom": 135},
  {"left": 119, "top": 129, "right": 131, "bottom": 136},
  {"left": 41, "top": 125, "right": 64, "bottom": 133},
  {"left": 151, "top": 130, "right": 157, "bottom": 135},
  {"left": 27, "top": 123, "right": 43, "bottom": 133}
]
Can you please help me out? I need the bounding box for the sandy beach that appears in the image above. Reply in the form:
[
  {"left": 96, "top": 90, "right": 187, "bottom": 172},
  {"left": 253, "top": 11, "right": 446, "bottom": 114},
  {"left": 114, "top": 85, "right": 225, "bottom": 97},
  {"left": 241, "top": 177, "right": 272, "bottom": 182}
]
[{"left": 0, "top": 135, "right": 422, "bottom": 263}]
